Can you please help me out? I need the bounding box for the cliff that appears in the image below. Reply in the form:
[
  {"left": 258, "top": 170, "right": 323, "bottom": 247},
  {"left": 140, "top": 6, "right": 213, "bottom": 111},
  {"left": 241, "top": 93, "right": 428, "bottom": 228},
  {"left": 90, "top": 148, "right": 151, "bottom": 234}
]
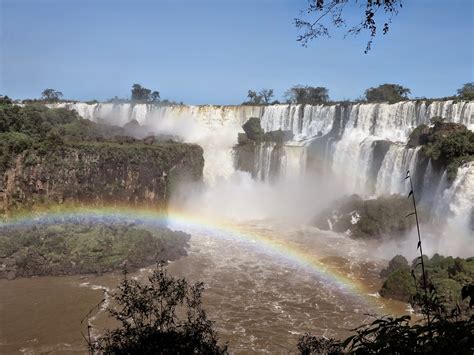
[
  {"left": 0, "top": 141, "right": 203, "bottom": 213},
  {"left": 0, "top": 103, "right": 204, "bottom": 213},
  {"left": 233, "top": 117, "right": 293, "bottom": 180}
]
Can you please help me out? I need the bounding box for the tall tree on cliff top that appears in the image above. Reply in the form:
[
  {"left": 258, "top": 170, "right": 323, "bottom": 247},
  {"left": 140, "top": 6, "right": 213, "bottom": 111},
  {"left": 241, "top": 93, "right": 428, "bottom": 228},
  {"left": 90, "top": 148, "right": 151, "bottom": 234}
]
[
  {"left": 457, "top": 82, "right": 474, "bottom": 100},
  {"left": 150, "top": 90, "right": 161, "bottom": 102},
  {"left": 259, "top": 89, "right": 274, "bottom": 104},
  {"left": 284, "top": 86, "right": 329, "bottom": 105},
  {"left": 364, "top": 83, "right": 411, "bottom": 103},
  {"left": 131, "top": 84, "right": 152, "bottom": 102},
  {"left": 245, "top": 90, "right": 263, "bottom": 105},
  {"left": 41, "top": 89, "right": 63, "bottom": 102},
  {"left": 295, "top": 0, "right": 403, "bottom": 52}
]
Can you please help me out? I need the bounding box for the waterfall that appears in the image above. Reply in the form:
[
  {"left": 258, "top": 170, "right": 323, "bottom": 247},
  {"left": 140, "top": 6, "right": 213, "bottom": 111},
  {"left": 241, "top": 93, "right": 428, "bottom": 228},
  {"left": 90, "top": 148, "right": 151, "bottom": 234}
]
[
  {"left": 260, "top": 104, "right": 336, "bottom": 140},
  {"left": 49, "top": 100, "right": 473, "bottom": 200},
  {"left": 374, "top": 145, "right": 422, "bottom": 196},
  {"left": 281, "top": 145, "right": 307, "bottom": 179},
  {"left": 427, "top": 162, "right": 474, "bottom": 256},
  {"left": 439, "top": 162, "right": 474, "bottom": 232},
  {"left": 254, "top": 144, "right": 276, "bottom": 181}
]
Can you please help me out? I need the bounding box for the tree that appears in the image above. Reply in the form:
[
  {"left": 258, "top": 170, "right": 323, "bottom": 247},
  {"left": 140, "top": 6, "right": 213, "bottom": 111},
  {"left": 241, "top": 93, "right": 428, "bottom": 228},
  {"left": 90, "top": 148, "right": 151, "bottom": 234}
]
[
  {"left": 298, "top": 311, "right": 474, "bottom": 354},
  {"left": 364, "top": 83, "right": 410, "bottom": 103},
  {"left": 245, "top": 90, "right": 263, "bottom": 105},
  {"left": 151, "top": 90, "right": 161, "bottom": 102},
  {"left": 89, "top": 265, "right": 228, "bottom": 354},
  {"left": 380, "top": 254, "right": 409, "bottom": 277},
  {"left": 243, "top": 89, "right": 275, "bottom": 105},
  {"left": 295, "top": 0, "right": 403, "bottom": 52},
  {"left": 457, "top": 83, "right": 474, "bottom": 100},
  {"left": 131, "top": 83, "right": 152, "bottom": 102},
  {"left": 284, "top": 85, "right": 329, "bottom": 105},
  {"left": 0, "top": 95, "right": 13, "bottom": 105},
  {"left": 259, "top": 89, "right": 274, "bottom": 104},
  {"left": 41, "top": 88, "right": 63, "bottom": 102}
]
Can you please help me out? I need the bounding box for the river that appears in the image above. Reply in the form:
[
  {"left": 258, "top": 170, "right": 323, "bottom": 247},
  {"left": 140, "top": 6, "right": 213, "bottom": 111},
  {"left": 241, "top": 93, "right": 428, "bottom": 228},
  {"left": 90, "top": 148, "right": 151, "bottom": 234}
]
[{"left": 0, "top": 219, "right": 407, "bottom": 354}]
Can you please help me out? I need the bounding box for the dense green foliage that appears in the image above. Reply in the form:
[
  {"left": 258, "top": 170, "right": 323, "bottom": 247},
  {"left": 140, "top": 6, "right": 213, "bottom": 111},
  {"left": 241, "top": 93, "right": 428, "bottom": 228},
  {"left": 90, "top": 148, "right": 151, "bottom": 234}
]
[
  {"left": 0, "top": 101, "right": 199, "bottom": 170},
  {"left": 298, "top": 313, "right": 473, "bottom": 354},
  {"left": 0, "top": 223, "right": 190, "bottom": 278},
  {"left": 284, "top": 85, "right": 329, "bottom": 105},
  {"left": 90, "top": 266, "right": 228, "bottom": 354},
  {"left": 0, "top": 102, "right": 79, "bottom": 135},
  {"left": 457, "top": 82, "right": 474, "bottom": 100},
  {"left": 364, "top": 83, "right": 411, "bottom": 103},
  {"left": 408, "top": 119, "right": 474, "bottom": 181},
  {"left": 131, "top": 83, "right": 160, "bottom": 102},
  {"left": 380, "top": 254, "right": 474, "bottom": 310},
  {"left": 41, "top": 88, "right": 63, "bottom": 102},
  {"left": 0, "top": 102, "right": 80, "bottom": 170}
]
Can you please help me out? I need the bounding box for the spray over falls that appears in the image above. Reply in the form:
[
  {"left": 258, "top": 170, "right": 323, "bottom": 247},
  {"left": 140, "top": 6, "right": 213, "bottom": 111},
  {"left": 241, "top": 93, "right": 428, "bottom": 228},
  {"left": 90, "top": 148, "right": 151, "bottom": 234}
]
[{"left": 50, "top": 100, "right": 474, "bottom": 250}]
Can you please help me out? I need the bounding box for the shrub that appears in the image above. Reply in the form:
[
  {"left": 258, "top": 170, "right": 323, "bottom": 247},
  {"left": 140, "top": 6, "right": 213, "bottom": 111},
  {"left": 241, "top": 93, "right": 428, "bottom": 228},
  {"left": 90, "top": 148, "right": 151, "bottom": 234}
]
[
  {"left": 89, "top": 265, "right": 228, "bottom": 354},
  {"left": 380, "top": 268, "right": 416, "bottom": 302}
]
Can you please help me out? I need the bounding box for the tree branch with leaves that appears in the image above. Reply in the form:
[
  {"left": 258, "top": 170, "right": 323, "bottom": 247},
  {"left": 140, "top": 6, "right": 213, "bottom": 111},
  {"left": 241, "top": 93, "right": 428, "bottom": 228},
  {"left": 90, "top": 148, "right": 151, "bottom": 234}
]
[{"left": 295, "top": 0, "right": 403, "bottom": 53}]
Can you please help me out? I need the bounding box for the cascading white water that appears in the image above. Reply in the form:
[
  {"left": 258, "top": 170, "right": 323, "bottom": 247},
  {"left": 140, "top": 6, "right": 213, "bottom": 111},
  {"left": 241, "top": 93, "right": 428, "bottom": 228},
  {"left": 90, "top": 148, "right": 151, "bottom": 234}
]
[
  {"left": 254, "top": 144, "right": 275, "bottom": 181},
  {"left": 281, "top": 145, "right": 307, "bottom": 179},
  {"left": 50, "top": 100, "right": 473, "bottom": 231},
  {"left": 260, "top": 104, "right": 336, "bottom": 140},
  {"left": 375, "top": 146, "right": 421, "bottom": 196},
  {"left": 52, "top": 103, "right": 263, "bottom": 183},
  {"left": 440, "top": 162, "right": 474, "bottom": 231}
]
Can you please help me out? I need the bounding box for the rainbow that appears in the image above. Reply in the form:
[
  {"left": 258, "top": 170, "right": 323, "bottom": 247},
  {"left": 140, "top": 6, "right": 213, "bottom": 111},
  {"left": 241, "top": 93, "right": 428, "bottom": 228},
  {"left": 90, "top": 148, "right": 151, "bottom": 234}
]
[{"left": 0, "top": 205, "right": 388, "bottom": 311}]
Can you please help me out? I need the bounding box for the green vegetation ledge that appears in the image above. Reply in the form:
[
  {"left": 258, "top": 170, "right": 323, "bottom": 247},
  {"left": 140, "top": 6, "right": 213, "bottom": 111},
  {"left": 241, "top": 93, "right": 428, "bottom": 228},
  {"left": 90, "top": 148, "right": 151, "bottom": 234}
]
[
  {"left": 380, "top": 254, "right": 474, "bottom": 310},
  {"left": 407, "top": 118, "right": 474, "bottom": 181},
  {"left": 0, "top": 222, "right": 190, "bottom": 279},
  {"left": 0, "top": 102, "right": 204, "bottom": 213}
]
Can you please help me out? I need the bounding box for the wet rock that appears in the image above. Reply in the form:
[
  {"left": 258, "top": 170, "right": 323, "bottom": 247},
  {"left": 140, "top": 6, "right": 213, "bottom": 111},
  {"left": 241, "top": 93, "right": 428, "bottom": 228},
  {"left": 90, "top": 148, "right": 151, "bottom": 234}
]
[{"left": 312, "top": 194, "right": 416, "bottom": 240}]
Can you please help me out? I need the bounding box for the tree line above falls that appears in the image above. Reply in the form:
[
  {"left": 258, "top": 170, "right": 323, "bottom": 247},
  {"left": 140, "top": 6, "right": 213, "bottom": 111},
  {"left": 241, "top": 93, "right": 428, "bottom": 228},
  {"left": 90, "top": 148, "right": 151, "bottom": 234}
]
[
  {"left": 3, "top": 82, "right": 472, "bottom": 107},
  {"left": 242, "top": 82, "right": 473, "bottom": 106}
]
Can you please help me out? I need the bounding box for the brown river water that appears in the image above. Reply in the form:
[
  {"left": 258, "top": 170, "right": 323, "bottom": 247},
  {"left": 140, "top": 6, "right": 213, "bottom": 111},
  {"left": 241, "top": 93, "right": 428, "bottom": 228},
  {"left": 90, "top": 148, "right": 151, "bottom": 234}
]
[{"left": 0, "top": 221, "right": 407, "bottom": 354}]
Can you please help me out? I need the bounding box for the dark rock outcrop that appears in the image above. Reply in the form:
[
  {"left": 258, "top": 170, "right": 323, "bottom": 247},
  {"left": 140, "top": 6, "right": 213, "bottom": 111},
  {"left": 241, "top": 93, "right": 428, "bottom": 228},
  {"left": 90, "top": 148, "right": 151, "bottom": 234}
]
[
  {"left": 312, "top": 194, "right": 417, "bottom": 239},
  {"left": 233, "top": 117, "right": 293, "bottom": 178}
]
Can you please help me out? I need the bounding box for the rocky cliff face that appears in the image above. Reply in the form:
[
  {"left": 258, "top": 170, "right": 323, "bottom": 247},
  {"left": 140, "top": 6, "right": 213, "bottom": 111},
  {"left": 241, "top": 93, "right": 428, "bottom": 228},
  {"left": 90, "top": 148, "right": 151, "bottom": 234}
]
[{"left": 0, "top": 141, "right": 204, "bottom": 213}]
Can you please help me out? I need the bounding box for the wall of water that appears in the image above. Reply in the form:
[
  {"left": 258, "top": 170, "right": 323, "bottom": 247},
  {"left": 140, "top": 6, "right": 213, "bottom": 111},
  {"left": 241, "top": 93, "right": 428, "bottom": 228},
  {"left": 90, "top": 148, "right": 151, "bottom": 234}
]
[{"left": 51, "top": 100, "right": 473, "bottom": 229}]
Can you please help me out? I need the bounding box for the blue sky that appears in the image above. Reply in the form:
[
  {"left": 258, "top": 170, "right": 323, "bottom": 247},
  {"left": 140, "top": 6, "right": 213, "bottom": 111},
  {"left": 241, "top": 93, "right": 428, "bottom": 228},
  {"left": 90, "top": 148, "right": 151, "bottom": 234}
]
[{"left": 1, "top": 0, "right": 473, "bottom": 104}]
